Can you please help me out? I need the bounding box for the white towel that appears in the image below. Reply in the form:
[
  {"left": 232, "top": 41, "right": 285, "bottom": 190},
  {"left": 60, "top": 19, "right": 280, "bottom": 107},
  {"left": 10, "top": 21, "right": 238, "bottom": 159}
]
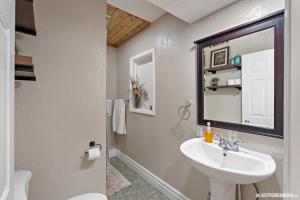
[{"left": 113, "top": 99, "right": 127, "bottom": 134}]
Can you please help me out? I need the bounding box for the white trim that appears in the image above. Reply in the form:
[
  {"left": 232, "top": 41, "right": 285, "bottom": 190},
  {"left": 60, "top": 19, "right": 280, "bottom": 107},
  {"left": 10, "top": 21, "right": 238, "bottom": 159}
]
[
  {"left": 0, "top": 1, "right": 14, "bottom": 198},
  {"left": 129, "top": 48, "right": 156, "bottom": 116},
  {"left": 113, "top": 149, "right": 190, "bottom": 200},
  {"left": 108, "top": 148, "right": 117, "bottom": 158},
  {"left": 284, "top": 0, "right": 291, "bottom": 197},
  {"left": 129, "top": 108, "right": 155, "bottom": 116}
]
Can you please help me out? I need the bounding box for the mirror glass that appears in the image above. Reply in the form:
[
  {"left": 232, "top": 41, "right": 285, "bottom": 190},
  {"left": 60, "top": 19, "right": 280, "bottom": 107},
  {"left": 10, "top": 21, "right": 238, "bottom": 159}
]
[{"left": 203, "top": 27, "right": 275, "bottom": 129}]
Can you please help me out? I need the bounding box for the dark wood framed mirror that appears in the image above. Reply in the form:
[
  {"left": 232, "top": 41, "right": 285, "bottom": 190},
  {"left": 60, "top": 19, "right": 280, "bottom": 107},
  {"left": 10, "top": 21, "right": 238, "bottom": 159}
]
[{"left": 195, "top": 10, "right": 284, "bottom": 138}]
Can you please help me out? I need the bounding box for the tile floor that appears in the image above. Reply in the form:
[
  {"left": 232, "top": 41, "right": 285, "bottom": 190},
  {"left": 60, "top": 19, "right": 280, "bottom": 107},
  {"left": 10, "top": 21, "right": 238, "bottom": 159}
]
[{"left": 108, "top": 157, "right": 170, "bottom": 200}]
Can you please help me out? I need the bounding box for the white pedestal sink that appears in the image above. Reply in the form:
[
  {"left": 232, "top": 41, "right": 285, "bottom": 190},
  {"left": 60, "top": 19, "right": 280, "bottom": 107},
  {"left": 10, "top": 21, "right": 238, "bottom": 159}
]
[{"left": 180, "top": 138, "right": 276, "bottom": 200}]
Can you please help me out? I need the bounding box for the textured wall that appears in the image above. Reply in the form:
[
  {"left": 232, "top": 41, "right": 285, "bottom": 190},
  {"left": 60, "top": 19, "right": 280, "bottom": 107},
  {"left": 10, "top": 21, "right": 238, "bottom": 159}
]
[
  {"left": 107, "top": 47, "right": 118, "bottom": 149},
  {"left": 289, "top": 0, "right": 300, "bottom": 195},
  {"left": 15, "top": 0, "right": 107, "bottom": 199},
  {"left": 115, "top": 0, "right": 284, "bottom": 199}
]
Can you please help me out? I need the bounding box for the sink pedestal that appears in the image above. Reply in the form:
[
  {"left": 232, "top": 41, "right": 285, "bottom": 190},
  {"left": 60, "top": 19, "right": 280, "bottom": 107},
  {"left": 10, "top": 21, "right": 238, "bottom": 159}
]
[{"left": 209, "top": 178, "right": 236, "bottom": 200}]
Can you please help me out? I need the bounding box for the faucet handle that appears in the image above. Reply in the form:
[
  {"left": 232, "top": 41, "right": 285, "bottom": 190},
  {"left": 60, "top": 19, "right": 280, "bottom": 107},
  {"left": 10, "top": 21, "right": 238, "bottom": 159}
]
[
  {"left": 232, "top": 140, "right": 247, "bottom": 146},
  {"left": 215, "top": 134, "right": 225, "bottom": 143}
]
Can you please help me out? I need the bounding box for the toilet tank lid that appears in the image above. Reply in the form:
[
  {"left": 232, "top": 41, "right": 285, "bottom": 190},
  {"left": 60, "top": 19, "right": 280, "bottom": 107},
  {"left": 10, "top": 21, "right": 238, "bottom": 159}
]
[
  {"left": 69, "top": 193, "right": 107, "bottom": 200},
  {"left": 14, "top": 170, "right": 32, "bottom": 200}
]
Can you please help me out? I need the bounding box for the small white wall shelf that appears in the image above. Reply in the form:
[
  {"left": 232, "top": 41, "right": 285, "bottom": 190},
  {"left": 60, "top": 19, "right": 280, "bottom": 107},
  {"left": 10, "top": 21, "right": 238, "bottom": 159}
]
[{"left": 129, "top": 48, "right": 155, "bottom": 116}]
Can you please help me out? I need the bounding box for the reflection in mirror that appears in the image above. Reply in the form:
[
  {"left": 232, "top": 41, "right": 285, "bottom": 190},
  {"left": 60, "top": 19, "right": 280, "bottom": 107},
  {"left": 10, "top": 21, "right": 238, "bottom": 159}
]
[{"left": 203, "top": 28, "right": 274, "bottom": 129}]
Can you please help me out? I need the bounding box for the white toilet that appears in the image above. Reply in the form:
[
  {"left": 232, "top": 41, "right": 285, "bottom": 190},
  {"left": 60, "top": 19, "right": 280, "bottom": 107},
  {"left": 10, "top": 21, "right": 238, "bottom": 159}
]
[
  {"left": 69, "top": 193, "right": 107, "bottom": 200},
  {"left": 14, "top": 171, "right": 32, "bottom": 200},
  {"left": 14, "top": 170, "right": 107, "bottom": 200}
]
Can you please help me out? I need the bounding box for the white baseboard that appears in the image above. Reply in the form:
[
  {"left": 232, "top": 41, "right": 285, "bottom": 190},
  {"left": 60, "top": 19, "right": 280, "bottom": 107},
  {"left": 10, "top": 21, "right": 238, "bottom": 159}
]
[
  {"left": 111, "top": 149, "right": 190, "bottom": 200},
  {"left": 108, "top": 148, "right": 117, "bottom": 158}
]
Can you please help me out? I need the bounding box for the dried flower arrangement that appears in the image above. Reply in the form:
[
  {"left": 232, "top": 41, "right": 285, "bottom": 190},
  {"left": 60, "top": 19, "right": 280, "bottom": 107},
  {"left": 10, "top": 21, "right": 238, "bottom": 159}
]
[{"left": 130, "top": 75, "right": 149, "bottom": 108}]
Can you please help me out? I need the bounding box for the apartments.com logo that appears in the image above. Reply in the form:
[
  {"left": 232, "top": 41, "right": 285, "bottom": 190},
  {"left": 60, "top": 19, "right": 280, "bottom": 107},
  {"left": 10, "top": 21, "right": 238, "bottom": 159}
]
[{"left": 256, "top": 193, "right": 298, "bottom": 198}]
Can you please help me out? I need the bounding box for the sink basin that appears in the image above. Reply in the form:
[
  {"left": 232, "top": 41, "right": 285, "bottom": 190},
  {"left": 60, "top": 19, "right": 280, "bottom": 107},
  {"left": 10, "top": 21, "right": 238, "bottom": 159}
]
[{"left": 180, "top": 138, "right": 276, "bottom": 200}]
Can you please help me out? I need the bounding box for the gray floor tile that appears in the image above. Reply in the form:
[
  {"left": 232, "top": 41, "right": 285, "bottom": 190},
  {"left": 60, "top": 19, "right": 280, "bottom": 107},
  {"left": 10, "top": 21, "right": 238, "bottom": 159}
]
[
  {"left": 145, "top": 191, "right": 171, "bottom": 200},
  {"left": 134, "top": 179, "right": 157, "bottom": 194},
  {"left": 108, "top": 157, "right": 170, "bottom": 200},
  {"left": 109, "top": 185, "right": 143, "bottom": 200},
  {"left": 122, "top": 169, "right": 140, "bottom": 183}
]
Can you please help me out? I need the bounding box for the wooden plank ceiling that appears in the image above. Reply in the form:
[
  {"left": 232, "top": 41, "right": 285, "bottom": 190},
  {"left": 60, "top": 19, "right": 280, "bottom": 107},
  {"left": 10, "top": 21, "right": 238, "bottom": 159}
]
[{"left": 107, "top": 4, "right": 151, "bottom": 48}]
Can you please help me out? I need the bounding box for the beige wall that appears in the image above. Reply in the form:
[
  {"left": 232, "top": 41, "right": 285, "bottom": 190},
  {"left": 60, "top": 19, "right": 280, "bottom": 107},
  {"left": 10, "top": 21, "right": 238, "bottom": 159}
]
[
  {"left": 115, "top": 0, "right": 284, "bottom": 199},
  {"left": 15, "top": 0, "right": 107, "bottom": 200},
  {"left": 107, "top": 47, "right": 118, "bottom": 149},
  {"left": 107, "top": 47, "right": 118, "bottom": 100},
  {"left": 289, "top": 0, "right": 300, "bottom": 195}
]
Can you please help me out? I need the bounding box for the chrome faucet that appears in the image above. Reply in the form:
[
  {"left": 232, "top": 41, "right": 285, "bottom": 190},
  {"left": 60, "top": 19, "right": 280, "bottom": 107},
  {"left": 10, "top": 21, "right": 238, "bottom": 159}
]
[{"left": 216, "top": 134, "right": 247, "bottom": 152}]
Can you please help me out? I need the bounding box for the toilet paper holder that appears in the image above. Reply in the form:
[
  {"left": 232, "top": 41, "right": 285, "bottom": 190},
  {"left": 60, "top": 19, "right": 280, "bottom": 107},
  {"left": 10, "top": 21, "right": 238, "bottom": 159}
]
[
  {"left": 81, "top": 141, "right": 102, "bottom": 159},
  {"left": 88, "top": 141, "right": 102, "bottom": 150}
]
